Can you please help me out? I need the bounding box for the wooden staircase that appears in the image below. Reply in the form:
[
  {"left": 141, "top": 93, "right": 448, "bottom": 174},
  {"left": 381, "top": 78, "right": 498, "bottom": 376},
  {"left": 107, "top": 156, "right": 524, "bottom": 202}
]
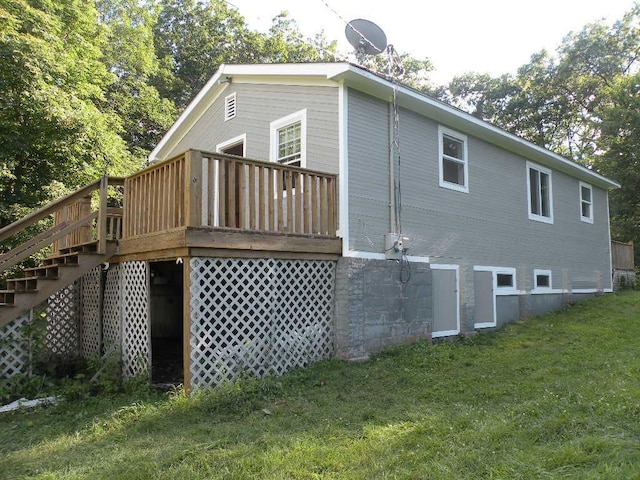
[
  {"left": 0, "top": 241, "right": 117, "bottom": 328},
  {"left": 0, "top": 176, "right": 124, "bottom": 328}
]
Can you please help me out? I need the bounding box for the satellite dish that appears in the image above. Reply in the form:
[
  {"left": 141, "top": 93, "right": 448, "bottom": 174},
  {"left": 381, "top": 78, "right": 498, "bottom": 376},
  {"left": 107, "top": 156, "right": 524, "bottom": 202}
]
[{"left": 345, "top": 19, "right": 388, "bottom": 59}]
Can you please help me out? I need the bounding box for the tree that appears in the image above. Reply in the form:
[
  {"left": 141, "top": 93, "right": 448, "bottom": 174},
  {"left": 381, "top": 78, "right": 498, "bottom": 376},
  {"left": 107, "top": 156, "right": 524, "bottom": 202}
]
[
  {"left": 152, "top": 2, "right": 339, "bottom": 111},
  {"left": 594, "top": 73, "right": 640, "bottom": 257},
  {"left": 152, "top": 0, "right": 263, "bottom": 109},
  {"left": 0, "top": 0, "right": 134, "bottom": 227},
  {"left": 444, "top": 4, "right": 640, "bottom": 165},
  {"left": 96, "top": 0, "right": 176, "bottom": 160}
]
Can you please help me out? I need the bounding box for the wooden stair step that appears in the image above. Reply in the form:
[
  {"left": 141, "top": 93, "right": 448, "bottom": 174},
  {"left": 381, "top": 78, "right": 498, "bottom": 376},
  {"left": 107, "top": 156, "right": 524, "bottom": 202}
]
[
  {"left": 58, "top": 241, "right": 99, "bottom": 255},
  {"left": 6, "top": 275, "right": 59, "bottom": 293},
  {"left": 0, "top": 290, "right": 15, "bottom": 306},
  {"left": 42, "top": 252, "right": 81, "bottom": 266},
  {"left": 22, "top": 264, "right": 60, "bottom": 278}
]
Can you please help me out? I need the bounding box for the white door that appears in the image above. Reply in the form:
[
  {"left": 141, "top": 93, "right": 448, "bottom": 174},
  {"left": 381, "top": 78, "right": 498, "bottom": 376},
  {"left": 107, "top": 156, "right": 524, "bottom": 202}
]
[{"left": 432, "top": 266, "right": 459, "bottom": 337}]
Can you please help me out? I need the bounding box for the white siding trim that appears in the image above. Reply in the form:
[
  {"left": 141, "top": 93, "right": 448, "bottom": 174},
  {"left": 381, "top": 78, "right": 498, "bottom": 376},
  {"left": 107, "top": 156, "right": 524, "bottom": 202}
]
[
  {"left": 606, "top": 192, "right": 614, "bottom": 291},
  {"left": 405, "top": 255, "right": 431, "bottom": 263},
  {"left": 343, "top": 251, "right": 386, "bottom": 260},
  {"left": 473, "top": 265, "right": 525, "bottom": 330},
  {"left": 339, "top": 83, "right": 349, "bottom": 247},
  {"left": 342, "top": 251, "right": 430, "bottom": 263}
]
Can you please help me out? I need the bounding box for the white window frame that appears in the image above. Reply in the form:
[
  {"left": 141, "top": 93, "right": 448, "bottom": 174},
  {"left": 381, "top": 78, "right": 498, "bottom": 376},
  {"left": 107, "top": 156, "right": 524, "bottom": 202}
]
[
  {"left": 526, "top": 161, "right": 553, "bottom": 224},
  {"left": 533, "top": 269, "right": 553, "bottom": 292},
  {"left": 215, "top": 133, "right": 246, "bottom": 156},
  {"left": 270, "top": 109, "right": 307, "bottom": 169},
  {"left": 474, "top": 266, "right": 521, "bottom": 329},
  {"left": 494, "top": 267, "right": 518, "bottom": 294},
  {"left": 579, "top": 181, "right": 594, "bottom": 224},
  {"left": 438, "top": 126, "right": 469, "bottom": 193},
  {"left": 224, "top": 92, "right": 237, "bottom": 121}
]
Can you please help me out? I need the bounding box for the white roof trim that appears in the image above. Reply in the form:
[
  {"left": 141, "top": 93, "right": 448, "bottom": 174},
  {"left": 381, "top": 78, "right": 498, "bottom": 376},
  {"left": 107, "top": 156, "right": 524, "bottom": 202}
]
[{"left": 149, "top": 62, "right": 619, "bottom": 190}]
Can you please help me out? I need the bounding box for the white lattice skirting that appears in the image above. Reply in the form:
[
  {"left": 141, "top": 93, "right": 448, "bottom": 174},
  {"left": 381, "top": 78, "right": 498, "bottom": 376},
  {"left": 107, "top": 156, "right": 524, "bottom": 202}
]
[
  {"left": 121, "top": 261, "right": 150, "bottom": 379},
  {"left": 189, "top": 257, "right": 336, "bottom": 390},
  {"left": 0, "top": 312, "right": 31, "bottom": 378},
  {"left": 103, "top": 264, "right": 122, "bottom": 351},
  {"left": 47, "top": 283, "right": 80, "bottom": 357},
  {"left": 81, "top": 266, "right": 103, "bottom": 358}
]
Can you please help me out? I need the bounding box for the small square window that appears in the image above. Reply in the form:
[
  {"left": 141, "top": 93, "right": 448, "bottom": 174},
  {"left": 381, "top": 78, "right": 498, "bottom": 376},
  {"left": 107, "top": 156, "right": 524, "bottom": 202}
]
[
  {"left": 439, "top": 127, "right": 468, "bottom": 193},
  {"left": 497, "top": 273, "right": 514, "bottom": 288},
  {"left": 534, "top": 269, "right": 552, "bottom": 291},
  {"left": 536, "top": 274, "right": 550, "bottom": 288}
]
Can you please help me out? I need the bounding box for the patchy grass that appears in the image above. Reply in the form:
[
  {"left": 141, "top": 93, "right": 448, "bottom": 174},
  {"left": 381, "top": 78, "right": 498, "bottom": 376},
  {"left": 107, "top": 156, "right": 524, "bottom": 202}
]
[{"left": 2, "top": 291, "right": 640, "bottom": 479}]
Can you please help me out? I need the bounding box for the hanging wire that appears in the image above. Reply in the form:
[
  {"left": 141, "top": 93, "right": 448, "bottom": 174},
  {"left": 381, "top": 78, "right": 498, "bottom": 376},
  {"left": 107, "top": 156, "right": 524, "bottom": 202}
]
[{"left": 316, "top": 0, "right": 410, "bottom": 284}]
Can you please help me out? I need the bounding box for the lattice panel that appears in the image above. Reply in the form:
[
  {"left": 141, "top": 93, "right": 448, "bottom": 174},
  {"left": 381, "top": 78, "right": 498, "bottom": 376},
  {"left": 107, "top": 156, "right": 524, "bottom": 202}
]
[
  {"left": 80, "top": 266, "right": 102, "bottom": 358},
  {"left": 0, "top": 313, "right": 30, "bottom": 378},
  {"left": 122, "top": 261, "right": 150, "bottom": 379},
  {"left": 189, "top": 257, "right": 335, "bottom": 390},
  {"left": 46, "top": 283, "right": 79, "bottom": 356},
  {"left": 270, "top": 260, "right": 335, "bottom": 374},
  {"left": 103, "top": 264, "right": 122, "bottom": 351}
]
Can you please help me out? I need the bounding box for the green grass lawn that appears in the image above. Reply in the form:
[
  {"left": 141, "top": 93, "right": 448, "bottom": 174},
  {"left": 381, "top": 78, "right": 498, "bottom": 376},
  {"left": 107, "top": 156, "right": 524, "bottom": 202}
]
[{"left": 2, "top": 291, "right": 640, "bottom": 479}]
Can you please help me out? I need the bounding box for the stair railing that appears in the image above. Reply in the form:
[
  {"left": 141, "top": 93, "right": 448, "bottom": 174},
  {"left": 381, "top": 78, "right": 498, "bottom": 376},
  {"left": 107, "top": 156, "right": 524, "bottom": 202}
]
[{"left": 0, "top": 176, "right": 125, "bottom": 275}]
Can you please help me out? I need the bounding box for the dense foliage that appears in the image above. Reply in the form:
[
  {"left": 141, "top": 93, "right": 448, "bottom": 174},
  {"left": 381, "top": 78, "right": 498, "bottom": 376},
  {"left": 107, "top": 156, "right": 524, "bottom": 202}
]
[{"left": 1, "top": 0, "right": 640, "bottom": 257}]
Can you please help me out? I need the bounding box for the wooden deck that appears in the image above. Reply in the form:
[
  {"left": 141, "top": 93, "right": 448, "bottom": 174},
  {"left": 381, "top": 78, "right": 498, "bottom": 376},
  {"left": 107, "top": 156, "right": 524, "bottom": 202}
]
[
  {"left": 116, "top": 150, "right": 340, "bottom": 261},
  {"left": 0, "top": 149, "right": 340, "bottom": 326}
]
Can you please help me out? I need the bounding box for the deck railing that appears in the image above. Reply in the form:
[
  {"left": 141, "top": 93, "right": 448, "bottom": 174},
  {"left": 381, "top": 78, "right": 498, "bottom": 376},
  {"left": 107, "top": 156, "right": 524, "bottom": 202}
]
[
  {"left": 123, "top": 150, "right": 337, "bottom": 238},
  {"left": 612, "top": 240, "right": 635, "bottom": 270},
  {"left": 0, "top": 176, "right": 125, "bottom": 274}
]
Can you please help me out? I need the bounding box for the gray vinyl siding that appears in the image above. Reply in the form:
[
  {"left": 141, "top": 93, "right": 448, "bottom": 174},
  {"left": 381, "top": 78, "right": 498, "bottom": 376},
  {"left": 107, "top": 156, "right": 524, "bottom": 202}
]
[
  {"left": 347, "top": 88, "right": 612, "bottom": 290},
  {"left": 347, "top": 89, "right": 391, "bottom": 251},
  {"left": 168, "top": 83, "right": 340, "bottom": 174}
]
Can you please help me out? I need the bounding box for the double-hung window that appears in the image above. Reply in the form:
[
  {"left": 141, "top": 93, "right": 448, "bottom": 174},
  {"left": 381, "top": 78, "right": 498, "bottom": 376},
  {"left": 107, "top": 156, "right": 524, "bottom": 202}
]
[
  {"left": 270, "top": 110, "right": 307, "bottom": 191},
  {"left": 438, "top": 126, "right": 468, "bottom": 193},
  {"left": 579, "top": 182, "right": 593, "bottom": 223},
  {"left": 527, "top": 161, "right": 553, "bottom": 224},
  {"left": 270, "top": 110, "right": 306, "bottom": 169}
]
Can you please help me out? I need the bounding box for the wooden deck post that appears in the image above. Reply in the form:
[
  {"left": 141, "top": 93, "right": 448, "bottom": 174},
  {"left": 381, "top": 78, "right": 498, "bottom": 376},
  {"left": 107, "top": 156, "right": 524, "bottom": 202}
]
[
  {"left": 184, "top": 150, "right": 203, "bottom": 228},
  {"left": 97, "top": 176, "right": 108, "bottom": 254}
]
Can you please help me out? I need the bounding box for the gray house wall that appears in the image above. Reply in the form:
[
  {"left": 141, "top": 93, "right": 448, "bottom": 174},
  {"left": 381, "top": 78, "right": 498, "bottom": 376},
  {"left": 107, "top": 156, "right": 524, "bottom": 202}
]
[
  {"left": 346, "top": 88, "right": 612, "bottom": 291},
  {"left": 166, "top": 83, "right": 340, "bottom": 174},
  {"left": 152, "top": 74, "right": 616, "bottom": 359}
]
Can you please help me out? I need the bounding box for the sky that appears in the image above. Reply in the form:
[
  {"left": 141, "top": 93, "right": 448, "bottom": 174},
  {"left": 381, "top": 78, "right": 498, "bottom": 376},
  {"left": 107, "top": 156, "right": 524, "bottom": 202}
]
[{"left": 226, "top": 0, "right": 637, "bottom": 84}]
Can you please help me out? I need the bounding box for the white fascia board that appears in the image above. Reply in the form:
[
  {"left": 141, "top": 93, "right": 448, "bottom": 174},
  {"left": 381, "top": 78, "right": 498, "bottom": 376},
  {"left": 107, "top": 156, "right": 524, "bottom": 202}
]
[
  {"left": 149, "top": 66, "right": 228, "bottom": 162},
  {"left": 149, "top": 63, "right": 350, "bottom": 163},
  {"left": 328, "top": 65, "right": 620, "bottom": 191}
]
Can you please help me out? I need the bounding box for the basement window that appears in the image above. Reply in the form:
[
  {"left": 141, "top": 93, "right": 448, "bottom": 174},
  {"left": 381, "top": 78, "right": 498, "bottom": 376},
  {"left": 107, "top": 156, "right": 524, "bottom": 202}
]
[
  {"left": 496, "top": 273, "right": 514, "bottom": 288},
  {"left": 534, "top": 269, "right": 552, "bottom": 291}
]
